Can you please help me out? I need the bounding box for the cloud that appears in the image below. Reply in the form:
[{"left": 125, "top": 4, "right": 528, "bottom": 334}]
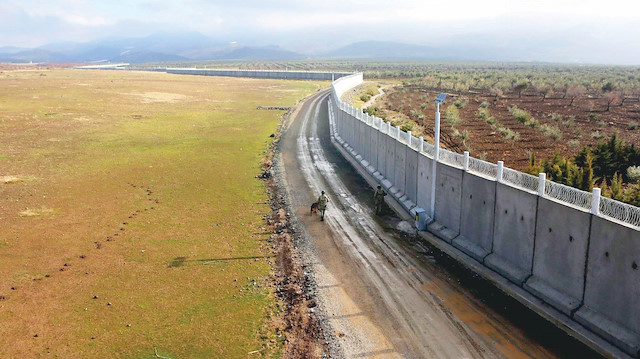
[{"left": 0, "top": 0, "right": 639, "bottom": 64}]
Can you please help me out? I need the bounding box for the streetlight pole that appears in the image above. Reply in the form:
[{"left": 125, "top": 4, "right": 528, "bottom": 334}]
[{"left": 430, "top": 93, "right": 447, "bottom": 219}]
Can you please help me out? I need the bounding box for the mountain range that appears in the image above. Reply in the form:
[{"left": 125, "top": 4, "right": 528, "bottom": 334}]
[{"left": 0, "top": 32, "right": 528, "bottom": 64}]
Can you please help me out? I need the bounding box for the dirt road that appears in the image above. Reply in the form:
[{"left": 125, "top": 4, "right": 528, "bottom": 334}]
[{"left": 278, "top": 90, "right": 602, "bottom": 358}]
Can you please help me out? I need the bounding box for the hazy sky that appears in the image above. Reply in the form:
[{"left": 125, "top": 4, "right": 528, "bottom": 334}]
[{"left": 2, "top": 0, "right": 640, "bottom": 64}]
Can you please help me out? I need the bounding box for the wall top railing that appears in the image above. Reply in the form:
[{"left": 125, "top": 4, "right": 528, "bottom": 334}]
[{"left": 331, "top": 73, "right": 640, "bottom": 230}]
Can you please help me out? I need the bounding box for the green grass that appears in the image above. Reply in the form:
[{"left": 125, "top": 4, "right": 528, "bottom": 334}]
[{"left": 0, "top": 68, "right": 323, "bottom": 358}]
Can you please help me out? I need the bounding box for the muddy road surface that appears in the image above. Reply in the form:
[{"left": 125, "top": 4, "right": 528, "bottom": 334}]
[{"left": 278, "top": 90, "right": 602, "bottom": 359}]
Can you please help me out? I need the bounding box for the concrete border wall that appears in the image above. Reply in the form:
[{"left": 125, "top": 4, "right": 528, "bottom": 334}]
[
  {"left": 166, "top": 68, "right": 351, "bottom": 81},
  {"left": 78, "top": 65, "right": 352, "bottom": 81},
  {"left": 329, "top": 72, "right": 640, "bottom": 358}
]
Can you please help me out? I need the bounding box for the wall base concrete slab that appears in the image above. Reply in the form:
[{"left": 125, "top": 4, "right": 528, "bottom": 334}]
[
  {"left": 452, "top": 236, "right": 490, "bottom": 262},
  {"left": 524, "top": 277, "right": 581, "bottom": 316},
  {"left": 427, "top": 221, "right": 458, "bottom": 243},
  {"left": 485, "top": 254, "right": 530, "bottom": 285},
  {"left": 575, "top": 308, "right": 640, "bottom": 358}
]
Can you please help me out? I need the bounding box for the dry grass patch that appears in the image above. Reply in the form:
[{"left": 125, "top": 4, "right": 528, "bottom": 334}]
[
  {"left": 129, "top": 91, "right": 189, "bottom": 103},
  {"left": 0, "top": 68, "right": 325, "bottom": 358}
]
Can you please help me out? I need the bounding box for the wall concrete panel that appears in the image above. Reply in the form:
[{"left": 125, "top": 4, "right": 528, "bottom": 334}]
[
  {"left": 377, "top": 130, "right": 387, "bottom": 178},
  {"left": 358, "top": 120, "right": 364, "bottom": 154},
  {"left": 364, "top": 122, "right": 373, "bottom": 163},
  {"left": 575, "top": 217, "right": 640, "bottom": 357},
  {"left": 405, "top": 147, "right": 419, "bottom": 204},
  {"left": 416, "top": 154, "right": 433, "bottom": 211},
  {"left": 394, "top": 141, "right": 407, "bottom": 195},
  {"left": 429, "top": 163, "right": 463, "bottom": 241},
  {"left": 524, "top": 198, "right": 591, "bottom": 316},
  {"left": 352, "top": 117, "right": 360, "bottom": 155},
  {"left": 485, "top": 184, "right": 537, "bottom": 284},
  {"left": 453, "top": 174, "right": 496, "bottom": 262},
  {"left": 384, "top": 134, "right": 396, "bottom": 184},
  {"left": 370, "top": 125, "right": 379, "bottom": 170}
]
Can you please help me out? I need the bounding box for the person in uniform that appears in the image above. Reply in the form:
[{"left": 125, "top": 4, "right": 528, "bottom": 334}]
[
  {"left": 374, "top": 185, "right": 387, "bottom": 215},
  {"left": 317, "top": 190, "right": 329, "bottom": 221}
]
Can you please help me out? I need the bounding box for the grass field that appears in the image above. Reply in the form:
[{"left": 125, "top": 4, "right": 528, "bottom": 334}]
[{"left": 0, "top": 68, "right": 323, "bottom": 358}]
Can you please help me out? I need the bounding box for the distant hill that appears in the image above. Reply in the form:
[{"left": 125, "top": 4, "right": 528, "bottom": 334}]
[
  {"left": 0, "top": 32, "right": 308, "bottom": 63},
  {"left": 214, "top": 46, "right": 305, "bottom": 61},
  {"left": 109, "top": 51, "right": 189, "bottom": 63},
  {"left": 325, "top": 41, "right": 440, "bottom": 59},
  {"left": 0, "top": 34, "right": 524, "bottom": 64}
]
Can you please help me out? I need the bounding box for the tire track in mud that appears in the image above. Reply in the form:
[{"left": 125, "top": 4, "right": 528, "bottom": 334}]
[{"left": 292, "top": 92, "right": 496, "bottom": 358}]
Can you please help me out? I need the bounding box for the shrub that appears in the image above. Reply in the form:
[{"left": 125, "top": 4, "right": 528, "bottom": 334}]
[
  {"left": 477, "top": 107, "right": 490, "bottom": 120},
  {"left": 400, "top": 122, "right": 415, "bottom": 132},
  {"left": 479, "top": 101, "right": 489, "bottom": 109},
  {"left": 588, "top": 113, "right": 599, "bottom": 121},
  {"left": 539, "top": 124, "right": 562, "bottom": 140},
  {"left": 568, "top": 140, "right": 581, "bottom": 148},
  {"left": 550, "top": 113, "right": 563, "bottom": 122},
  {"left": 364, "top": 106, "right": 378, "bottom": 116},
  {"left": 509, "top": 106, "right": 537, "bottom": 127},
  {"left": 360, "top": 94, "right": 371, "bottom": 102},
  {"left": 498, "top": 127, "right": 519, "bottom": 140},
  {"left": 453, "top": 99, "right": 468, "bottom": 108},
  {"left": 563, "top": 117, "right": 575, "bottom": 128},
  {"left": 592, "top": 131, "right": 605, "bottom": 140},
  {"left": 628, "top": 121, "right": 638, "bottom": 130},
  {"left": 597, "top": 120, "right": 606, "bottom": 127},
  {"left": 524, "top": 117, "right": 539, "bottom": 128},
  {"left": 453, "top": 129, "right": 470, "bottom": 142},
  {"left": 365, "top": 87, "right": 377, "bottom": 97},
  {"left": 445, "top": 106, "right": 461, "bottom": 126},
  {"left": 602, "top": 81, "right": 616, "bottom": 92},
  {"left": 627, "top": 166, "right": 640, "bottom": 183}
]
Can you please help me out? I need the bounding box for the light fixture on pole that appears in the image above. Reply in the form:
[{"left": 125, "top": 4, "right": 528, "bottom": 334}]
[{"left": 430, "top": 93, "right": 447, "bottom": 219}]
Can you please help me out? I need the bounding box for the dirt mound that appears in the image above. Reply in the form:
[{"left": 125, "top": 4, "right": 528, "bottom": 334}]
[{"left": 259, "top": 109, "right": 327, "bottom": 359}]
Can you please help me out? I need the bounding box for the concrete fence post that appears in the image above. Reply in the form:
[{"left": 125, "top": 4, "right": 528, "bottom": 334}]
[
  {"left": 396, "top": 125, "right": 401, "bottom": 139},
  {"left": 407, "top": 131, "right": 412, "bottom": 146},
  {"left": 497, "top": 161, "right": 504, "bottom": 183},
  {"left": 538, "top": 173, "right": 546, "bottom": 197},
  {"left": 591, "top": 188, "right": 601, "bottom": 215},
  {"left": 463, "top": 151, "right": 469, "bottom": 171},
  {"left": 387, "top": 122, "right": 392, "bottom": 134},
  {"left": 419, "top": 137, "right": 424, "bottom": 152}
]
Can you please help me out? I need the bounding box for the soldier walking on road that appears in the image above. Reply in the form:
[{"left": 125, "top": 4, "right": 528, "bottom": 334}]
[
  {"left": 317, "top": 190, "right": 329, "bottom": 221},
  {"left": 374, "top": 185, "right": 387, "bottom": 215}
]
